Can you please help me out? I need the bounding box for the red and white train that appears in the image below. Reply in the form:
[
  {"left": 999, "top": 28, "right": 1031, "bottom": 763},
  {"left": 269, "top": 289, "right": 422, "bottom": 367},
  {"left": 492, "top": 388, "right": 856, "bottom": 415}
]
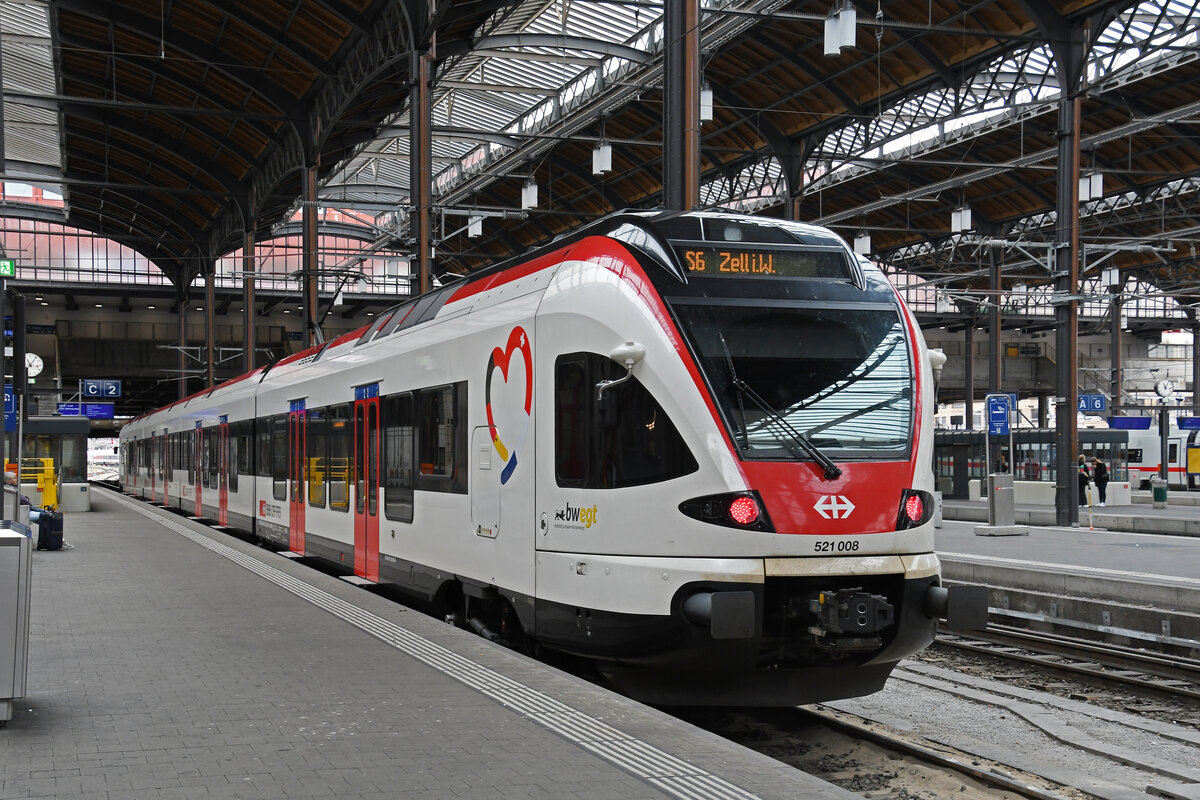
[{"left": 120, "top": 210, "right": 983, "bottom": 706}]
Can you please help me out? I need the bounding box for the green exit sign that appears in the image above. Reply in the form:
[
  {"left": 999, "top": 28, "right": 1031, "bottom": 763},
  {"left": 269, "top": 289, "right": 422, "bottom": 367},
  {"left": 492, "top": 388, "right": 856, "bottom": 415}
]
[{"left": 0, "top": 259, "right": 13, "bottom": 277}]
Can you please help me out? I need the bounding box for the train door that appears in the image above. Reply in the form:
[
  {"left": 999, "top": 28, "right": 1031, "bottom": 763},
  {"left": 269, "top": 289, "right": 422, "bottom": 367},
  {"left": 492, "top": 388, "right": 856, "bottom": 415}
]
[
  {"left": 193, "top": 422, "right": 203, "bottom": 516},
  {"left": 353, "top": 385, "right": 380, "bottom": 582},
  {"left": 218, "top": 417, "right": 229, "bottom": 526},
  {"left": 288, "top": 401, "right": 306, "bottom": 553},
  {"left": 150, "top": 433, "right": 159, "bottom": 502},
  {"left": 471, "top": 427, "right": 500, "bottom": 539},
  {"left": 161, "top": 429, "right": 169, "bottom": 505}
]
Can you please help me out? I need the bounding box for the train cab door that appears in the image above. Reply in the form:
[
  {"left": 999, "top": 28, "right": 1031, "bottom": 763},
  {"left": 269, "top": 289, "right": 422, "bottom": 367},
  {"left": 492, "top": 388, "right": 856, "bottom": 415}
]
[
  {"left": 218, "top": 417, "right": 229, "bottom": 526},
  {"left": 193, "top": 422, "right": 203, "bottom": 516},
  {"left": 288, "top": 401, "right": 306, "bottom": 553},
  {"left": 353, "top": 385, "right": 380, "bottom": 582}
]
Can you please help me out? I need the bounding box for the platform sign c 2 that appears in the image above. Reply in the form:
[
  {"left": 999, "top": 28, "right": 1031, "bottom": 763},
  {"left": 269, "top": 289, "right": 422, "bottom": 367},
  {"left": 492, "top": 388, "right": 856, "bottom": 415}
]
[{"left": 987, "top": 394, "right": 1011, "bottom": 436}]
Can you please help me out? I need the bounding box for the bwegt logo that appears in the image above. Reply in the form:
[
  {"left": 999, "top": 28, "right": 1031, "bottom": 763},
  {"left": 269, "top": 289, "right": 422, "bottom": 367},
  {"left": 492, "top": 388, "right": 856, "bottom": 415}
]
[{"left": 554, "top": 502, "right": 598, "bottom": 529}]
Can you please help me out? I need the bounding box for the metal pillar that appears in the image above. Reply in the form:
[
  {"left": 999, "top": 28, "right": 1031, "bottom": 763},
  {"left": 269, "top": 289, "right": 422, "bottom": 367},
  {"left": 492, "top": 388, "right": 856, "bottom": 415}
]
[
  {"left": 1053, "top": 88, "right": 1083, "bottom": 525},
  {"left": 302, "top": 165, "right": 320, "bottom": 348},
  {"left": 1110, "top": 290, "right": 1124, "bottom": 414},
  {"left": 243, "top": 230, "right": 256, "bottom": 372},
  {"left": 988, "top": 248, "right": 1002, "bottom": 394},
  {"left": 176, "top": 291, "right": 188, "bottom": 401},
  {"left": 1193, "top": 322, "right": 1200, "bottom": 413},
  {"left": 662, "top": 0, "right": 701, "bottom": 211},
  {"left": 1037, "top": 395, "right": 1049, "bottom": 427},
  {"left": 205, "top": 264, "right": 215, "bottom": 389},
  {"left": 411, "top": 50, "right": 433, "bottom": 296},
  {"left": 964, "top": 323, "right": 975, "bottom": 429}
]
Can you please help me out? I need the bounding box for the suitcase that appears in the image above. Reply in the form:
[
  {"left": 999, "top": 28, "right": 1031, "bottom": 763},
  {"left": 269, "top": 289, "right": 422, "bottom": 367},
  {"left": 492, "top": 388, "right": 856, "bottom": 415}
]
[{"left": 36, "top": 510, "right": 63, "bottom": 551}]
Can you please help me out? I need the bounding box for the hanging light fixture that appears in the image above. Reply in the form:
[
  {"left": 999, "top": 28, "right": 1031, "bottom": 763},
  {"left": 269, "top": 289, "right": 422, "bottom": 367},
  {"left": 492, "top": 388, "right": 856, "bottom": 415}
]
[
  {"left": 592, "top": 142, "right": 612, "bottom": 175},
  {"left": 824, "top": 1, "right": 857, "bottom": 57},
  {"left": 468, "top": 215, "right": 483, "bottom": 238},
  {"left": 521, "top": 178, "right": 538, "bottom": 210},
  {"left": 699, "top": 83, "right": 714, "bottom": 122},
  {"left": 853, "top": 231, "right": 871, "bottom": 255},
  {"left": 951, "top": 206, "right": 972, "bottom": 233}
]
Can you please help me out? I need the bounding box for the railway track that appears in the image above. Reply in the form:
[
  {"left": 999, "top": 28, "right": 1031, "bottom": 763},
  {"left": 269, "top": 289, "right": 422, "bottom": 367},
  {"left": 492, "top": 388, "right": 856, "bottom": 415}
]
[{"left": 936, "top": 624, "right": 1200, "bottom": 702}]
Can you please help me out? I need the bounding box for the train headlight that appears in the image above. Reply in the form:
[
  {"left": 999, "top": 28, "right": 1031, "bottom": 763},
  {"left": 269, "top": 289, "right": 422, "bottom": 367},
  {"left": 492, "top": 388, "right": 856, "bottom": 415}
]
[
  {"left": 896, "top": 489, "right": 934, "bottom": 530},
  {"left": 679, "top": 491, "right": 774, "bottom": 532}
]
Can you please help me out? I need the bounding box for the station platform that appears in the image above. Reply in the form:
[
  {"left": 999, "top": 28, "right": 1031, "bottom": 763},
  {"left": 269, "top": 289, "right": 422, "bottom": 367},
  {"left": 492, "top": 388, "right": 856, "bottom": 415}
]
[
  {"left": 1, "top": 487, "right": 855, "bottom": 800},
  {"left": 942, "top": 489, "right": 1200, "bottom": 538}
]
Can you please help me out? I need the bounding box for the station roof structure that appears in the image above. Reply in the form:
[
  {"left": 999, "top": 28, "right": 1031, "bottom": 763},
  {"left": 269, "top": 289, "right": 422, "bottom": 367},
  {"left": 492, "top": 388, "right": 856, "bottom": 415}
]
[{"left": 1, "top": 0, "right": 1199, "bottom": 316}]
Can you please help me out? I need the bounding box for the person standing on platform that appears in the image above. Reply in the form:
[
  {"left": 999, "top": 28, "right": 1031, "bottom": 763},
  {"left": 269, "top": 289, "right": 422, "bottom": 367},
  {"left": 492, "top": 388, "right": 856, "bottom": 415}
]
[
  {"left": 1077, "top": 455, "right": 1092, "bottom": 507},
  {"left": 1091, "top": 456, "right": 1109, "bottom": 506}
]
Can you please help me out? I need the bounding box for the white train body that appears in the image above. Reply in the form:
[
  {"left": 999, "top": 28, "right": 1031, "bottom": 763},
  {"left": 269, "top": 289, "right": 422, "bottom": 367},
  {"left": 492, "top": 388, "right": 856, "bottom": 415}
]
[{"left": 121, "top": 211, "right": 978, "bottom": 705}]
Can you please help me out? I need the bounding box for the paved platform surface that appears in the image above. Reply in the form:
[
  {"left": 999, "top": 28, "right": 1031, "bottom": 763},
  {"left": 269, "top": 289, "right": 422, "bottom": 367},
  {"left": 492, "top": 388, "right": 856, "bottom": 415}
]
[{"left": 1, "top": 488, "right": 855, "bottom": 800}]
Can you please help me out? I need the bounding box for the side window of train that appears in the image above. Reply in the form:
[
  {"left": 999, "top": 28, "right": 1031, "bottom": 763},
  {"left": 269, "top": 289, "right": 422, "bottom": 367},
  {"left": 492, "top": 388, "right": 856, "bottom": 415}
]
[
  {"left": 236, "top": 422, "right": 253, "bottom": 476},
  {"left": 256, "top": 419, "right": 271, "bottom": 478},
  {"left": 328, "top": 404, "right": 352, "bottom": 512},
  {"left": 271, "top": 414, "right": 288, "bottom": 501},
  {"left": 416, "top": 382, "right": 467, "bottom": 494},
  {"left": 307, "top": 408, "right": 328, "bottom": 508},
  {"left": 554, "top": 353, "right": 698, "bottom": 489},
  {"left": 227, "top": 427, "right": 238, "bottom": 493},
  {"left": 382, "top": 393, "right": 415, "bottom": 522}
]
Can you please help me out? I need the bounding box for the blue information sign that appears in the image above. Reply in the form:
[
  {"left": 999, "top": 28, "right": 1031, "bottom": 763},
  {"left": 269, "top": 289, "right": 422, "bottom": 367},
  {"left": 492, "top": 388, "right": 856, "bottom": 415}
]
[
  {"left": 4, "top": 385, "right": 14, "bottom": 433},
  {"left": 81, "top": 378, "right": 122, "bottom": 398},
  {"left": 57, "top": 403, "right": 114, "bottom": 419},
  {"left": 1178, "top": 417, "right": 1200, "bottom": 430},
  {"left": 987, "top": 395, "right": 1011, "bottom": 436},
  {"left": 1078, "top": 394, "right": 1106, "bottom": 413}
]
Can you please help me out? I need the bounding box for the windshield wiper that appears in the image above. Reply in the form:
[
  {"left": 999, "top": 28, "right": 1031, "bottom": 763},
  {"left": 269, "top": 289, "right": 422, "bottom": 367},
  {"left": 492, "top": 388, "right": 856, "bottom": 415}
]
[{"left": 718, "top": 335, "right": 843, "bottom": 481}]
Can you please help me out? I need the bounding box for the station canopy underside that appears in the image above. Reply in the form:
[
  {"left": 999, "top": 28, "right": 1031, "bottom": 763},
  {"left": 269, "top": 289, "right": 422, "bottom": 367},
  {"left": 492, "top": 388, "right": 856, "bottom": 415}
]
[{"left": 1, "top": 0, "right": 1200, "bottom": 322}]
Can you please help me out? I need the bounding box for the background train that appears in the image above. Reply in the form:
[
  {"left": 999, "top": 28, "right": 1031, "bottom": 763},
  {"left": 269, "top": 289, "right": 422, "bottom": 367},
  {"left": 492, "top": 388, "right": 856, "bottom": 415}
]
[
  {"left": 935, "top": 423, "right": 1200, "bottom": 498},
  {"left": 120, "top": 210, "right": 983, "bottom": 707}
]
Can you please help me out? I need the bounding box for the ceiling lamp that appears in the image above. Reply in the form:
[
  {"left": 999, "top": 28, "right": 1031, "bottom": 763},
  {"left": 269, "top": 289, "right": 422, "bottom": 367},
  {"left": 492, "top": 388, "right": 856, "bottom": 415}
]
[
  {"left": 521, "top": 179, "right": 538, "bottom": 210},
  {"left": 824, "top": 1, "right": 857, "bottom": 57},
  {"left": 1079, "top": 172, "right": 1103, "bottom": 202},
  {"left": 853, "top": 231, "right": 871, "bottom": 255},
  {"left": 468, "top": 215, "right": 483, "bottom": 238},
  {"left": 592, "top": 142, "right": 612, "bottom": 175}
]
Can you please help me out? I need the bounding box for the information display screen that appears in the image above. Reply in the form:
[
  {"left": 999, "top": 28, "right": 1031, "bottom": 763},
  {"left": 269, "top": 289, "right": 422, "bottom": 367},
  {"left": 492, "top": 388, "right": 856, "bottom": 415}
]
[{"left": 676, "top": 244, "right": 851, "bottom": 280}]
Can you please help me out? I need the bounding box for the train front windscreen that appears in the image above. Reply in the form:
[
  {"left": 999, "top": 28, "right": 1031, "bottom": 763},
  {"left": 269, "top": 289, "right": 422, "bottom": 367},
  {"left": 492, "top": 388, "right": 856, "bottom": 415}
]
[{"left": 671, "top": 300, "right": 914, "bottom": 462}]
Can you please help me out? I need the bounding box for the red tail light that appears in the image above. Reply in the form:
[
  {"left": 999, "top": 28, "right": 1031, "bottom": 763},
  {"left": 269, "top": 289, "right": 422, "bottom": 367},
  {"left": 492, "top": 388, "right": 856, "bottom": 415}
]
[
  {"left": 729, "top": 496, "right": 760, "bottom": 525},
  {"left": 896, "top": 489, "right": 934, "bottom": 530},
  {"left": 904, "top": 494, "right": 923, "bottom": 522},
  {"left": 679, "top": 491, "right": 774, "bottom": 532}
]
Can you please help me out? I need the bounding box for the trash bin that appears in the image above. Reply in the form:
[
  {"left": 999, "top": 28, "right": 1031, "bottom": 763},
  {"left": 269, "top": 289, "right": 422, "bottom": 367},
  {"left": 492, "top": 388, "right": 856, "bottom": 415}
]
[{"left": 1151, "top": 476, "right": 1168, "bottom": 509}]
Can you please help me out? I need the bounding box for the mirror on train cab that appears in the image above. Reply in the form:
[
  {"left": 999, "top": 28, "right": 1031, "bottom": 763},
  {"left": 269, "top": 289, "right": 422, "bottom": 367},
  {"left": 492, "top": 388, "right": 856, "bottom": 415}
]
[{"left": 595, "top": 341, "right": 646, "bottom": 429}]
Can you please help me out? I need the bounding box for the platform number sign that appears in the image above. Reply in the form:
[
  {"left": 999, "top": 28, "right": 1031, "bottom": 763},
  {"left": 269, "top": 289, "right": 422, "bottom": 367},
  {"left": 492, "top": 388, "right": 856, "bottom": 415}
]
[
  {"left": 1078, "top": 394, "right": 1106, "bottom": 413},
  {"left": 0, "top": 259, "right": 13, "bottom": 278},
  {"left": 82, "top": 378, "right": 122, "bottom": 398}
]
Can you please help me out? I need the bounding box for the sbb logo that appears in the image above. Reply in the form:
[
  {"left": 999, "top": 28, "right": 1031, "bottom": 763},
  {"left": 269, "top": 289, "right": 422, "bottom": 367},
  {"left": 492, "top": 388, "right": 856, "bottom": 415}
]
[{"left": 814, "top": 495, "right": 855, "bottom": 519}]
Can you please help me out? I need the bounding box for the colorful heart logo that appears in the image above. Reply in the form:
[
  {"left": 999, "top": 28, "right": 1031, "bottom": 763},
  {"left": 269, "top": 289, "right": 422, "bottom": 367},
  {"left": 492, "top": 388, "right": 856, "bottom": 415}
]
[{"left": 485, "top": 326, "right": 532, "bottom": 484}]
